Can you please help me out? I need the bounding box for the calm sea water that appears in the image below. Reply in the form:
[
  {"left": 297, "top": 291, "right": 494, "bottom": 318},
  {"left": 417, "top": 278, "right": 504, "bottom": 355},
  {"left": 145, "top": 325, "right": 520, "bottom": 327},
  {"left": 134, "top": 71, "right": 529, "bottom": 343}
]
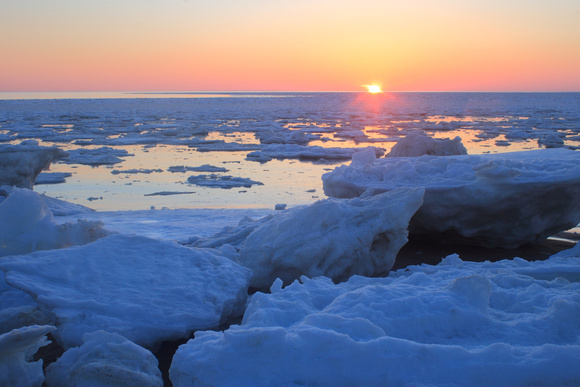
[{"left": 1, "top": 92, "right": 579, "bottom": 211}]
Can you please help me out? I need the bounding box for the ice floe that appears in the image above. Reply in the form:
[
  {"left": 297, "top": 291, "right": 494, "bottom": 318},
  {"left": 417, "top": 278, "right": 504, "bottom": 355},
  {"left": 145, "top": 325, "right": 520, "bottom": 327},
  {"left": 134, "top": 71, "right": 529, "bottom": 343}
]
[
  {"left": 168, "top": 164, "right": 228, "bottom": 173},
  {"left": 187, "top": 174, "right": 264, "bottom": 189},
  {"left": 247, "top": 144, "right": 384, "bottom": 162},
  {"left": 111, "top": 168, "right": 163, "bottom": 175},
  {"left": 386, "top": 133, "right": 468, "bottom": 157},
  {"left": 62, "top": 147, "right": 132, "bottom": 166},
  {"left": 0, "top": 142, "right": 67, "bottom": 189},
  {"left": 45, "top": 331, "right": 163, "bottom": 387},
  {"left": 170, "top": 249, "right": 580, "bottom": 386},
  {"left": 323, "top": 148, "right": 580, "bottom": 247},
  {"left": 34, "top": 172, "right": 72, "bottom": 185},
  {"left": 0, "top": 234, "right": 252, "bottom": 349}
]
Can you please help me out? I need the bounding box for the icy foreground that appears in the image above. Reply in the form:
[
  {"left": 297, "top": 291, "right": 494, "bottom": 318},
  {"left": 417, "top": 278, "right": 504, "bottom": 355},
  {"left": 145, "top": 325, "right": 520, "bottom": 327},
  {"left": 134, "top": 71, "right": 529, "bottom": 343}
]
[
  {"left": 323, "top": 148, "right": 580, "bottom": 247},
  {"left": 0, "top": 142, "right": 67, "bottom": 189},
  {"left": 0, "top": 188, "right": 108, "bottom": 257},
  {"left": 171, "top": 246, "right": 580, "bottom": 386},
  {"left": 45, "top": 331, "right": 162, "bottom": 387},
  {"left": 237, "top": 188, "right": 424, "bottom": 288},
  {"left": 0, "top": 234, "right": 252, "bottom": 349},
  {"left": 0, "top": 325, "right": 55, "bottom": 387}
]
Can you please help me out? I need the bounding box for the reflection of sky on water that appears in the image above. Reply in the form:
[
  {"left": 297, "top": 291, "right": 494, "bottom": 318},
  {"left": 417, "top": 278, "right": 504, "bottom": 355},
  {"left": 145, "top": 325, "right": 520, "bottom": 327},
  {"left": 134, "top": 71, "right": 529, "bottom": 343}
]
[{"left": 4, "top": 92, "right": 578, "bottom": 211}]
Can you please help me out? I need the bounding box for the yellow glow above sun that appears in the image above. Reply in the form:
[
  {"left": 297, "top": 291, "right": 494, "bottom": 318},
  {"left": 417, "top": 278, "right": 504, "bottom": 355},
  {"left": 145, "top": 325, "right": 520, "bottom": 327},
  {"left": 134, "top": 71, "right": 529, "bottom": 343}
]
[{"left": 365, "top": 85, "right": 382, "bottom": 93}]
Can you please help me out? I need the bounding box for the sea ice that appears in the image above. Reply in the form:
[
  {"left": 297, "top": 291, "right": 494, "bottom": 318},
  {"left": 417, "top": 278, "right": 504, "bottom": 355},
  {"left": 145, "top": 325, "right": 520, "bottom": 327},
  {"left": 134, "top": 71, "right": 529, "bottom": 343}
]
[
  {"left": 386, "top": 133, "right": 468, "bottom": 157},
  {"left": 0, "top": 188, "right": 108, "bottom": 257},
  {"left": 0, "top": 325, "right": 55, "bottom": 387},
  {"left": 34, "top": 172, "right": 72, "bottom": 185},
  {"left": 62, "top": 146, "right": 132, "bottom": 166},
  {"left": 246, "top": 144, "right": 384, "bottom": 162},
  {"left": 0, "top": 234, "right": 253, "bottom": 349},
  {"left": 45, "top": 331, "right": 163, "bottom": 387},
  {"left": 170, "top": 248, "right": 580, "bottom": 386},
  {"left": 538, "top": 134, "right": 565, "bottom": 148},
  {"left": 168, "top": 164, "right": 228, "bottom": 173},
  {"left": 256, "top": 127, "right": 314, "bottom": 145},
  {"left": 237, "top": 188, "right": 424, "bottom": 288},
  {"left": 187, "top": 174, "right": 264, "bottom": 189},
  {"left": 111, "top": 168, "right": 163, "bottom": 175},
  {"left": 0, "top": 142, "right": 67, "bottom": 189},
  {"left": 323, "top": 148, "right": 580, "bottom": 247}
]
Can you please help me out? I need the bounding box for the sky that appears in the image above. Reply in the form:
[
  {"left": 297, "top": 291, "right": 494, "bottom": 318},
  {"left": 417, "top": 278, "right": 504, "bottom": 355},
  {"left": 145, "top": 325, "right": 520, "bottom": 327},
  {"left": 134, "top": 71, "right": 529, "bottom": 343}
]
[{"left": 1, "top": 0, "right": 579, "bottom": 92}]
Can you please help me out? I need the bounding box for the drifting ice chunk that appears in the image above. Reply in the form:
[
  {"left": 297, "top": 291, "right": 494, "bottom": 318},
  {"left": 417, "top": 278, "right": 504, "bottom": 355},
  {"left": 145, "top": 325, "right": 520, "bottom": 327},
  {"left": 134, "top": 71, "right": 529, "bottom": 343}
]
[
  {"left": 63, "top": 146, "right": 131, "bottom": 166},
  {"left": 45, "top": 331, "right": 162, "bottom": 387},
  {"left": 0, "top": 234, "right": 252, "bottom": 349},
  {"left": 187, "top": 174, "right": 263, "bottom": 189},
  {"left": 0, "top": 188, "right": 108, "bottom": 257},
  {"left": 168, "top": 164, "right": 228, "bottom": 173},
  {"left": 0, "top": 325, "right": 56, "bottom": 387},
  {"left": 538, "top": 134, "right": 565, "bottom": 148},
  {"left": 111, "top": 168, "right": 163, "bottom": 175},
  {"left": 387, "top": 133, "right": 468, "bottom": 157},
  {"left": 323, "top": 148, "right": 580, "bottom": 247},
  {"left": 246, "top": 144, "right": 384, "bottom": 162},
  {"left": 238, "top": 188, "right": 424, "bottom": 288},
  {"left": 34, "top": 172, "right": 72, "bottom": 185},
  {"left": 0, "top": 142, "right": 68, "bottom": 189},
  {"left": 170, "top": 249, "right": 580, "bottom": 386}
]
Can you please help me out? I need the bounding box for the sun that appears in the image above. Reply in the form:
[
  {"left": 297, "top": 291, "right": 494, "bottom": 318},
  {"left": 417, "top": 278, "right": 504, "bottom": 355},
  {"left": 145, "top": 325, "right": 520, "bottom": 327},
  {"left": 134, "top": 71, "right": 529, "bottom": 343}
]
[{"left": 364, "top": 85, "right": 382, "bottom": 93}]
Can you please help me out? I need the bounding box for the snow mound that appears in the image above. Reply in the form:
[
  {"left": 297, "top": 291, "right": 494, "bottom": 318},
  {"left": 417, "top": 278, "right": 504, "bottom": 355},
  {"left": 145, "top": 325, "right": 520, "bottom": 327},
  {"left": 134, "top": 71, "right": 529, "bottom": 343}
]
[
  {"left": 0, "top": 325, "right": 56, "bottom": 387},
  {"left": 387, "top": 133, "right": 468, "bottom": 157},
  {"left": 0, "top": 234, "right": 252, "bottom": 349},
  {"left": 0, "top": 188, "right": 108, "bottom": 257},
  {"left": 238, "top": 188, "right": 424, "bottom": 288},
  {"left": 170, "top": 249, "right": 580, "bottom": 386},
  {"left": 45, "top": 331, "right": 162, "bottom": 387},
  {"left": 323, "top": 148, "right": 580, "bottom": 248},
  {"left": 0, "top": 142, "right": 68, "bottom": 189}
]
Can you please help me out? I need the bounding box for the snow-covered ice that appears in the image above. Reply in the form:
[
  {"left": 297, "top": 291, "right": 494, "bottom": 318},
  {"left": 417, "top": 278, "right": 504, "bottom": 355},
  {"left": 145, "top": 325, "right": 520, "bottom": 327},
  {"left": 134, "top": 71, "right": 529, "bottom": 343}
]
[
  {"left": 0, "top": 325, "right": 55, "bottom": 387},
  {"left": 1, "top": 92, "right": 580, "bottom": 385},
  {"left": 237, "top": 188, "right": 424, "bottom": 288},
  {"left": 0, "top": 188, "right": 108, "bottom": 257},
  {"left": 0, "top": 142, "right": 67, "bottom": 189},
  {"left": 170, "top": 247, "right": 580, "bottom": 386},
  {"left": 0, "top": 271, "right": 49, "bottom": 335},
  {"left": 386, "top": 133, "right": 468, "bottom": 157},
  {"left": 0, "top": 234, "right": 252, "bottom": 349},
  {"left": 323, "top": 148, "right": 580, "bottom": 247},
  {"left": 45, "top": 331, "right": 162, "bottom": 387}
]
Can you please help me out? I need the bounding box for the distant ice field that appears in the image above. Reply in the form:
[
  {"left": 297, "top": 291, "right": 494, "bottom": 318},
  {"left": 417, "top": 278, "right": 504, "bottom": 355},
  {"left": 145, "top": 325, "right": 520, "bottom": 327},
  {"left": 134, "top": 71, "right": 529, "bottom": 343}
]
[{"left": 1, "top": 92, "right": 579, "bottom": 211}]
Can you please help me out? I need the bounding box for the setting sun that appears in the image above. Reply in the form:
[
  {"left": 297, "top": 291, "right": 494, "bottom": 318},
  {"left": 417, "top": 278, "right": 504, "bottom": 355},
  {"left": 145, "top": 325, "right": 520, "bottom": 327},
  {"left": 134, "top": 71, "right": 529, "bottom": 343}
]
[{"left": 365, "top": 85, "right": 382, "bottom": 93}]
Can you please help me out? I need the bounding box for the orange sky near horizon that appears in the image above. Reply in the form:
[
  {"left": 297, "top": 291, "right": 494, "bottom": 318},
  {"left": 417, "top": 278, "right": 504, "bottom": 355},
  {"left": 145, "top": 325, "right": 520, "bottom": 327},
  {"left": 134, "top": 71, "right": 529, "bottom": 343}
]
[{"left": 1, "top": 0, "right": 579, "bottom": 92}]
